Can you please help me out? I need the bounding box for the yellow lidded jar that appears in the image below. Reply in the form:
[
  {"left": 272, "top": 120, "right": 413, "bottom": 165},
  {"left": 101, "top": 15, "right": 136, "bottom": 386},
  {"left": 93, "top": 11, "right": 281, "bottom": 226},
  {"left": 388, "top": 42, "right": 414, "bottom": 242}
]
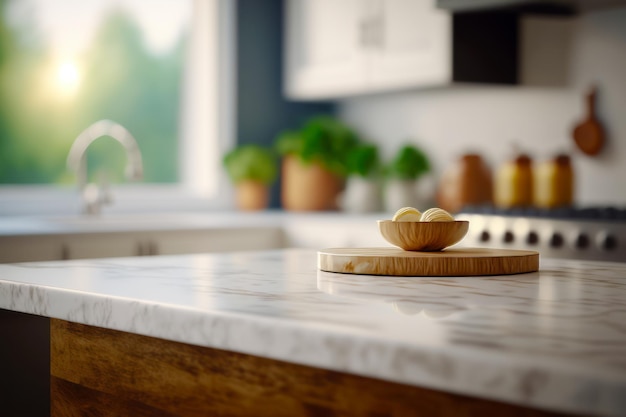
[
  {"left": 533, "top": 154, "right": 574, "bottom": 209},
  {"left": 495, "top": 154, "right": 533, "bottom": 208}
]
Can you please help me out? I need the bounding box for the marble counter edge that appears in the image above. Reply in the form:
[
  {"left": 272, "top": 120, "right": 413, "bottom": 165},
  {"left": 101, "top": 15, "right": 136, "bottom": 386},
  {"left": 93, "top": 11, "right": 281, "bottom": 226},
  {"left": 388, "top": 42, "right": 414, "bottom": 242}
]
[{"left": 1, "top": 278, "right": 623, "bottom": 417}]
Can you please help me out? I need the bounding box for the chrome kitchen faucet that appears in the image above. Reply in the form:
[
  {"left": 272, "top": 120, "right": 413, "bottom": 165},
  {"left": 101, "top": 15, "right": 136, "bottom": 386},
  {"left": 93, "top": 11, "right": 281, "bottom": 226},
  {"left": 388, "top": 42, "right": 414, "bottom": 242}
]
[{"left": 67, "top": 119, "right": 143, "bottom": 215}]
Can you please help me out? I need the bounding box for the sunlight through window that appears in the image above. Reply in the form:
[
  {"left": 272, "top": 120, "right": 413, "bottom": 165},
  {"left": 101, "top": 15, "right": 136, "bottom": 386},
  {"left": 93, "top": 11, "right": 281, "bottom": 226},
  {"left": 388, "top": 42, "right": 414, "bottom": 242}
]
[{"left": 54, "top": 59, "right": 81, "bottom": 97}]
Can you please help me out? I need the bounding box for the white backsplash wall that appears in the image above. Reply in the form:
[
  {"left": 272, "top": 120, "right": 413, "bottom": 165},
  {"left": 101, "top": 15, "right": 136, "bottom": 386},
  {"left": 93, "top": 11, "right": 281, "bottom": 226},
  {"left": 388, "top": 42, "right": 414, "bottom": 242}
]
[{"left": 338, "top": 7, "right": 626, "bottom": 207}]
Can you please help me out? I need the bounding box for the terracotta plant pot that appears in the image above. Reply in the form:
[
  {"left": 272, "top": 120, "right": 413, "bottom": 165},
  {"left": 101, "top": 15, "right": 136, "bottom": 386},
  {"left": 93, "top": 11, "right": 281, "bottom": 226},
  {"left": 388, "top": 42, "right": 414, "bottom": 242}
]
[
  {"left": 281, "top": 155, "right": 343, "bottom": 211},
  {"left": 235, "top": 180, "right": 269, "bottom": 211}
]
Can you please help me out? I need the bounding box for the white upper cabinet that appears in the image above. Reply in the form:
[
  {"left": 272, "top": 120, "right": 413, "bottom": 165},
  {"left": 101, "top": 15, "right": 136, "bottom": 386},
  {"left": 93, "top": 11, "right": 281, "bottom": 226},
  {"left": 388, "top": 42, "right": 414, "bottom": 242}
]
[
  {"left": 370, "top": 0, "right": 450, "bottom": 89},
  {"left": 285, "top": 0, "right": 367, "bottom": 99},
  {"left": 284, "top": 0, "right": 451, "bottom": 100}
]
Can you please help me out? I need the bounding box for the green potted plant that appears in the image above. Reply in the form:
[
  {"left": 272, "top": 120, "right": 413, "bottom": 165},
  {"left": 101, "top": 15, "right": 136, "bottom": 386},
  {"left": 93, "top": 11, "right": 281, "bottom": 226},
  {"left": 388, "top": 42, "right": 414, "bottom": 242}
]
[
  {"left": 223, "top": 144, "right": 277, "bottom": 211},
  {"left": 275, "top": 116, "right": 360, "bottom": 211},
  {"left": 384, "top": 144, "right": 431, "bottom": 212},
  {"left": 340, "top": 143, "right": 383, "bottom": 213}
]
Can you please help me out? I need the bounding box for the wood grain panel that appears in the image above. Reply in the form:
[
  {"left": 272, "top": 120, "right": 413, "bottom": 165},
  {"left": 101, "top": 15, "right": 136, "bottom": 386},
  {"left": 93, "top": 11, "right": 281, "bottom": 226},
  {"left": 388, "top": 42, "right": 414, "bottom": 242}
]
[
  {"left": 50, "top": 319, "right": 568, "bottom": 417},
  {"left": 318, "top": 247, "right": 539, "bottom": 276},
  {"left": 51, "top": 377, "right": 176, "bottom": 417}
]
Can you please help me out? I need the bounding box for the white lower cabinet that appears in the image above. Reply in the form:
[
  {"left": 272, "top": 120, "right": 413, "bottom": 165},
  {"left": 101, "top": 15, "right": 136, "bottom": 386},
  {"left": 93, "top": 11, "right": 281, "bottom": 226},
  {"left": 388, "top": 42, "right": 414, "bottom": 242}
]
[
  {"left": 0, "top": 220, "right": 384, "bottom": 263},
  {"left": 285, "top": 221, "right": 389, "bottom": 249},
  {"left": 150, "top": 228, "right": 286, "bottom": 256},
  {"left": 0, "top": 236, "right": 63, "bottom": 263},
  {"left": 0, "top": 228, "right": 287, "bottom": 263},
  {"left": 0, "top": 234, "right": 141, "bottom": 263},
  {"left": 63, "top": 234, "right": 141, "bottom": 260}
]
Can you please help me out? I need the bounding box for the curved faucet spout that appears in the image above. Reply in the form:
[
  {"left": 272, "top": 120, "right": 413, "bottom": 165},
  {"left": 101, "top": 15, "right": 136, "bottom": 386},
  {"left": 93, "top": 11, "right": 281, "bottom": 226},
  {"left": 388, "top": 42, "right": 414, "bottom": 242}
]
[{"left": 67, "top": 119, "right": 144, "bottom": 214}]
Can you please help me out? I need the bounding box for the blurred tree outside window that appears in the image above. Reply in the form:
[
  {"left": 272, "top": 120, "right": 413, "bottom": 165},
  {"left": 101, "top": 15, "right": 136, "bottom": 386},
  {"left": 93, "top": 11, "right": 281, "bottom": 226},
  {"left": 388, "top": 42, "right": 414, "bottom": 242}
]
[{"left": 0, "top": 0, "right": 191, "bottom": 185}]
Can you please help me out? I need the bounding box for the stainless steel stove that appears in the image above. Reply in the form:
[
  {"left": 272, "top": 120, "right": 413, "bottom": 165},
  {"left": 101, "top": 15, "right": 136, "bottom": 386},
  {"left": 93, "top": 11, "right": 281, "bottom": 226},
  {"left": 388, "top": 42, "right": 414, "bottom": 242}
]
[{"left": 457, "top": 207, "right": 626, "bottom": 263}]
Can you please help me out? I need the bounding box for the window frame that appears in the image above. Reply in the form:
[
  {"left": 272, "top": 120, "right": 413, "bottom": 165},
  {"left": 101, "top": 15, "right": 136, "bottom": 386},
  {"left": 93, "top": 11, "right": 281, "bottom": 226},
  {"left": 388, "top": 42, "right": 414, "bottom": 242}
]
[{"left": 0, "top": 0, "right": 236, "bottom": 216}]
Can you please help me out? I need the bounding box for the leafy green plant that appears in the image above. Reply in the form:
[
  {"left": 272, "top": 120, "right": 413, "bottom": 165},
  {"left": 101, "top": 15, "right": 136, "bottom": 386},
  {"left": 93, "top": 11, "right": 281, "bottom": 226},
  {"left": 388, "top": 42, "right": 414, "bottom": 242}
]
[
  {"left": 275, "top": 116, "right": 360, "bottom": 177},
  {"left": 223, "top": 145, "right": 277, "bottom": 185},
  {"left": 346, "top": 144, "right": 381, "bottom": 178},
  {"left": 386, "top": 144, "right": 430, "bottom": 180}
]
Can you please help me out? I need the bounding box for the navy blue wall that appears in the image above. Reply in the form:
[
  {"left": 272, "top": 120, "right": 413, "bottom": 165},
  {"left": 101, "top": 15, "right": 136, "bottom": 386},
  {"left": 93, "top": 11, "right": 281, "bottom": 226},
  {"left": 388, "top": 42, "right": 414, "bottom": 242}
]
[{"left": 236, "top": 0, "right": 335, "bottom": 208}]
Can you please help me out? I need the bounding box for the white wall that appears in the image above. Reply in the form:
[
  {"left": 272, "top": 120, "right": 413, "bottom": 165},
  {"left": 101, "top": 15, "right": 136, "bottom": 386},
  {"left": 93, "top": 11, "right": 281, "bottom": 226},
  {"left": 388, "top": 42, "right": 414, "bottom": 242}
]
[{"left": 338, "top": 8, "right": 626, "bottom": 207}]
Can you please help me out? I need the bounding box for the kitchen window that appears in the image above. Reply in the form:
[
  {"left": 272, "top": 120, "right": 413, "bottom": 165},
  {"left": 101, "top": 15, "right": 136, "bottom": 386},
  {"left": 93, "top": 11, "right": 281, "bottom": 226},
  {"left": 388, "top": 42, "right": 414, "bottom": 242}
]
[{"left": 0, "top": 0, "right": 234, "bottom": 215}]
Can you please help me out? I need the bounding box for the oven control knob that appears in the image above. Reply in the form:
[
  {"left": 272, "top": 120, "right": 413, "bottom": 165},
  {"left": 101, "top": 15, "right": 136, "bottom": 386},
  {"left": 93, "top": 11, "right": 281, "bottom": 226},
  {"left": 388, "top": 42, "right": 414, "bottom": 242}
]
[
  {"left": 574, "top": 233, "right": 590, "bottom": 249},
  {"left": 526, "top": 231, "right": 539, "bottom": 245},
  {"left": 479, "top": 231, "right": 490, "bottom": 242},
  {"left": 503, "top": 231, "right": 514, "bottom": 244},
  {"left": 599, "top": 233, "right": 618, "bottom": 251},
  {"left": 550, "top": 232, "right": 564, "bottom": 248}
]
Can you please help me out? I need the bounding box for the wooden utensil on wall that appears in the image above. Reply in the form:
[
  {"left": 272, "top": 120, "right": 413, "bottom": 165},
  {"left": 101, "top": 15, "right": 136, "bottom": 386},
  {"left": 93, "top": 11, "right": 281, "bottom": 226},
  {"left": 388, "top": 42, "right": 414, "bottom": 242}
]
[{"left": 572, "top": 86, "right": 605, "bottom": 156}]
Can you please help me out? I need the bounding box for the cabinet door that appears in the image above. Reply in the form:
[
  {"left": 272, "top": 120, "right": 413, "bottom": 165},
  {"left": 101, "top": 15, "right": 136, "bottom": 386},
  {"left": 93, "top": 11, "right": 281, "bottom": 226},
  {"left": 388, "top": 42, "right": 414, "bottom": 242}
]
[
  {"left": 370, "top": 0, "right": 451, "bottom": 89},
  {"left": 0, "top": 236, "right": 63, "bottom": 263},
  {"left": 285, "top": 0, "right": 451, "bottom": 99},
  {"left": 64, "top": 234, "right": 141, "bottom": 260},
  {"left": 285, "top": 0, "right": 367, "bottom": 99},
  {"left": 151, "top": 228, "right": 285, "bottom": 255}
]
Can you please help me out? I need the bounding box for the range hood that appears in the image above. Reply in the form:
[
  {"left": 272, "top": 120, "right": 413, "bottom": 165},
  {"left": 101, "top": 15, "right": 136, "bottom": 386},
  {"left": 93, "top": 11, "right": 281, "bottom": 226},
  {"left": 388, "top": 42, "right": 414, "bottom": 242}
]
[{"left": 438, "top": 0, "right": 626, "bottom": 14}]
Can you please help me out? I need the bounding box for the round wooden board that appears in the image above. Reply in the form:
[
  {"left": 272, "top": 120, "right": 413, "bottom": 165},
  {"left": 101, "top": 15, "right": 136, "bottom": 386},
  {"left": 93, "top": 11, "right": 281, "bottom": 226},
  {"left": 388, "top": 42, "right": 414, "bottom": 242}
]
[{"left": 318, "top": 247, "right": 539, "bottom": 277}]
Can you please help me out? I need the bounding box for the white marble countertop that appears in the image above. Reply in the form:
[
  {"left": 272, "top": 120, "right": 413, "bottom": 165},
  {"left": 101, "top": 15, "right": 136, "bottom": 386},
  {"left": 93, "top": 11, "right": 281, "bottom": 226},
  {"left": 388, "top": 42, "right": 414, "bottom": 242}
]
[{"left": 1, "top": 249, "right": 625, "bottom": 416}]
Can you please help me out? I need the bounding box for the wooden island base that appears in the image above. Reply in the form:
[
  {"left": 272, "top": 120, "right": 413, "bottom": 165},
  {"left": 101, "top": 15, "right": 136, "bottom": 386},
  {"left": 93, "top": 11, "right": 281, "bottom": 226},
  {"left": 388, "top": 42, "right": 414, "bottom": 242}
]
[{"left": 51, "top": 319, "right": 568, "bottom": 417}]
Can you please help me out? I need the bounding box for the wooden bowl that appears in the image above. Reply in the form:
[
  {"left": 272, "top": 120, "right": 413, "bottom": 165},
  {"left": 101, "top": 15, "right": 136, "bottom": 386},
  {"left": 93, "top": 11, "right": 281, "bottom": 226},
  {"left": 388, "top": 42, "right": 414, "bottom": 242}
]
[{"left": 378, "top": 220, "right": 469, "bottom": 251}]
